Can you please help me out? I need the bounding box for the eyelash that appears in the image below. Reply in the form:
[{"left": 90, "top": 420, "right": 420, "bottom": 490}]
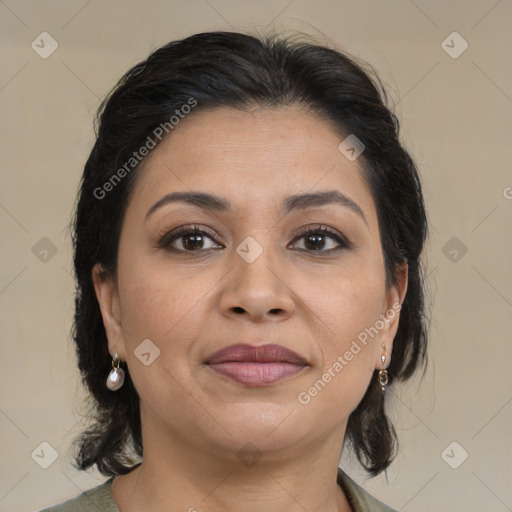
[
  {"left": 157, "top": 224, "right": 352, "bottom": 254},
  {"left": 292, "top": 225, "right": 351, "bottom": 252}
]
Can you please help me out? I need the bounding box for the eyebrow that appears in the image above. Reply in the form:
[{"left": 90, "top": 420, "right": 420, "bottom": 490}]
[{"left": 145, "top": 190, "right": 367, "bottom": 225}]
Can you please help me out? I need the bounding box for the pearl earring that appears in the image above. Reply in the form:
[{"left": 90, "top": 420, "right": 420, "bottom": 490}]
[{"left": 106, "top": 352, "right": 125, "bottom": 391}]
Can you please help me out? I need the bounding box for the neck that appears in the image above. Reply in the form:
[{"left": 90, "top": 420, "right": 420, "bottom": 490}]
[{"left": 112, "top": 418, "right": 353, "bottom": 512}]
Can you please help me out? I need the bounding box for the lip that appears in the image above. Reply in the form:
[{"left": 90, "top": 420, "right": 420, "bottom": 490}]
[{"left": 205, "top": 344, "right": 308, "bottom": 387}]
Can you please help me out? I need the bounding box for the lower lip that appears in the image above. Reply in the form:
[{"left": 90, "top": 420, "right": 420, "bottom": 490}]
[{"left": 207, "top": 362, "right": 306, "bottom": 386}]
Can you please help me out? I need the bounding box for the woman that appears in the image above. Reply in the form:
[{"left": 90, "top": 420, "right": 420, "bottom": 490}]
[{"left": 41, "top": 31, "right": 428, "bottom": 512}]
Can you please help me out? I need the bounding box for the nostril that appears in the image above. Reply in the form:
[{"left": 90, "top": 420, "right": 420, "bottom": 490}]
[{"left": 232, "top": 307, "right": 245, "bottom": 313}]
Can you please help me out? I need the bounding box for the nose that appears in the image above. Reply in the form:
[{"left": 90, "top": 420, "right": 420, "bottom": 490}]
[{"left": 218, "top": 244, "right": 295, "bottom": 323}]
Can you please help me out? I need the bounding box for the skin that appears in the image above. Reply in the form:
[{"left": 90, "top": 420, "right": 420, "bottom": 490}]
[{"left": 93, "top": 106, "right": 408, "bottom": 512}]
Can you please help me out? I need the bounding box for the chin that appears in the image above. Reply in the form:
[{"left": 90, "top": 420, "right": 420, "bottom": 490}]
[{"left": 210, "top": 405, "right": 308, "bottom": 447}]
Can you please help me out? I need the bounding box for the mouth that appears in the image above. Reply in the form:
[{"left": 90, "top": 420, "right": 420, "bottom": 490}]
[{"left": 205, "top": 344, "right": 309, "bottom": 387}]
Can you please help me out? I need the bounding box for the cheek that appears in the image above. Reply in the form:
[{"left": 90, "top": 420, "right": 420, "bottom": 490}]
[
  {"left": 309, "top": 270, "right": 385, "bottom": 347},
  {"left": 118, "top": 264, "right": 205, "bottom": 344},
  {"left": 300, "top": 272, "right": 384, "bottom": 404},
  {"left": 298, "top": 284, "right": 382, "bottom": 418},
  {"left": 116, "top": 254, "right": 224, "bottom": 381},
  {"left": 114, "top": 264, "right": 209, "bottom": 402}
]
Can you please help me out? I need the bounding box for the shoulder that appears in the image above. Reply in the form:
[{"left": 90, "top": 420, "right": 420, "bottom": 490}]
[
  {"left": 39, "top": 478, "right": 118, "bottom": 512},
  {"left": 337, "top": 468, "right": 398, "bottom": 512}
]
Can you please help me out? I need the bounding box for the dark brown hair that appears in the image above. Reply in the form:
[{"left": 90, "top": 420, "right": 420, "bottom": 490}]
[{"left": 72, "top": 31, "right": 429, "bottom": 477}]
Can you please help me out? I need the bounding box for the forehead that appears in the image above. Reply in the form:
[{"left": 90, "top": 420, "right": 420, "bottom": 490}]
[{"left": 128, "top": 106, "right": 377, "bottom": 225}]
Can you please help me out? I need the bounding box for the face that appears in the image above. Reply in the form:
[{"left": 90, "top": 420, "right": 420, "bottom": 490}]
[{"left": 94, "top": 106, "right": 407, "bottom": 463}]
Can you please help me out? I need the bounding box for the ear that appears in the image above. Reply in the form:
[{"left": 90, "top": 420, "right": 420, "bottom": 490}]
[
  {"left": 376, "top": 261, "right": 408, "bottom": 368},
  {"left": 92, "top": 263, "right": 127, "bottom": 361}
]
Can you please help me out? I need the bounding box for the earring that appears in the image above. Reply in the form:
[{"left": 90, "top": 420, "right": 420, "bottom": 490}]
[
  {"left": 378, "top": 369, "right": 389, "bottom": 392},
  {"left": 378, "top": 348, "right": 389, "bottom": 392},
  {"left": 106, "top": 352, "right": 125, "bottom": 391}
]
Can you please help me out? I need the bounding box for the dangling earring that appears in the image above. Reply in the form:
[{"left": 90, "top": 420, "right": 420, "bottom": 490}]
[
  {"left": 106, "top": 352, "right": 125, "bottom": 391},
  {"left": 378, "top": 351, "right": 389, "bottom": 392}
]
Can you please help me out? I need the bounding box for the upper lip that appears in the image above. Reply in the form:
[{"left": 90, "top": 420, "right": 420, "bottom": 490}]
[{"left": 205, "top": 344, "right": 308, "bottom": 365}]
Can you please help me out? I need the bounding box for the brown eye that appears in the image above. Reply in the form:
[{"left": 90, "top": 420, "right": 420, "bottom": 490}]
[
  {"left": 179, "top": 233, "right": 208, "bottom": 251},
  {"left": 158, "top": 225, "right": 223, "bottom": 252},
  {"left": 290, "top": 225, "right": 350, "bottom": 252}
]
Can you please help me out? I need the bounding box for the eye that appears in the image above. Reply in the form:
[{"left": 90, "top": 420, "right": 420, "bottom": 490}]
[
  {"left": 157, "top": 224, "right": 224, "bottom": 253},
  {"left": 289, "top": 225, "right": 351, "bottom": 253}
]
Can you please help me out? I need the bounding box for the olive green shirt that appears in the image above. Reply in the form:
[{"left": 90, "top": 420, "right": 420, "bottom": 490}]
[{"left": 40, "top": 468, "right": 397, "bottom": 511}]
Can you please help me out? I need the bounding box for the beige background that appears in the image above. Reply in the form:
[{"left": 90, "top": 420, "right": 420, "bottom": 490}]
[{"left": 1, "top": 1, "right": 511, "bottom": 511}]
